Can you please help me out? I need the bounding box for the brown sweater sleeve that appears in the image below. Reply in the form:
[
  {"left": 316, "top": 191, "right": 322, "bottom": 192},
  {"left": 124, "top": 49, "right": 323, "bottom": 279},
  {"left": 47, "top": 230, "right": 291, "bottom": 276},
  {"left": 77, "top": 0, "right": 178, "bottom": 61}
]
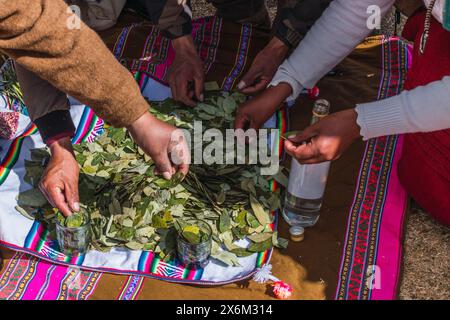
[{"left": 0, "top": 0, "right": 148, "bottom": 128}]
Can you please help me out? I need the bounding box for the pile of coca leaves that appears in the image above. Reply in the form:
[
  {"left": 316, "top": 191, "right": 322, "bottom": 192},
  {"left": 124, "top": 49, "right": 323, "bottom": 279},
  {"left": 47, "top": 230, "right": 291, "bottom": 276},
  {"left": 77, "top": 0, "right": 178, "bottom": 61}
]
[{"left": 16, "top": 91, "right": 288, "bottom": 267}]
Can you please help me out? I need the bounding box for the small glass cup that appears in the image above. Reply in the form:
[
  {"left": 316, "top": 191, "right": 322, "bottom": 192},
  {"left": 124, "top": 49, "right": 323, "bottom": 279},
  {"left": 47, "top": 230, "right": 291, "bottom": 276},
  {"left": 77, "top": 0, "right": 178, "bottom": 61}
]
[
  {"left": 176, "top": 220, "right": 212, "bottom": 269},
  {"left": 56, "top": 214, "right": 91, "bottom": 255}
]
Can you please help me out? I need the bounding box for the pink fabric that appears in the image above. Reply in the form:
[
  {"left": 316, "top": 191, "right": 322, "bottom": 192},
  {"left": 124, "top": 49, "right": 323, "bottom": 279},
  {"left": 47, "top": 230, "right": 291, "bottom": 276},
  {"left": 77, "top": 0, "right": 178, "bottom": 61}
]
[
  {"left": 20, "top": 261, "right": 55, "bottom": 300},
  {"left": 335, "top": 37, "right": 411, "bottom": 300},
  {"left": 369, "top": 136, "right": 407, "bottom": 300},
  {"left": 0, "top": 252, "right": 101, "bottom": 300}
]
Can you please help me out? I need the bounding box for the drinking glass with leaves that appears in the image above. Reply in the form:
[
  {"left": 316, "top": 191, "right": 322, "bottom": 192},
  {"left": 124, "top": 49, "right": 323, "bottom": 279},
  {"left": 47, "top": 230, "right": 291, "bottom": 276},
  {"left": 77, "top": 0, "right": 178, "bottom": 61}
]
[
  {"left": 176, "top": 219, "right": 212, "bottom": 268},
  {"left": 55, "top": 206, "right": 91, "bottom": 255}
]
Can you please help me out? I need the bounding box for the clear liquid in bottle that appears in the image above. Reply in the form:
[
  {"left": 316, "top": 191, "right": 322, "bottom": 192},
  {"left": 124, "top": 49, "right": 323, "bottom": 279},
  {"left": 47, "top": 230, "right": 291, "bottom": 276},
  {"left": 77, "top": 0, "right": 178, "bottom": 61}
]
[{"left": 283, "top": 99, "right": 331, "bottom": 228}]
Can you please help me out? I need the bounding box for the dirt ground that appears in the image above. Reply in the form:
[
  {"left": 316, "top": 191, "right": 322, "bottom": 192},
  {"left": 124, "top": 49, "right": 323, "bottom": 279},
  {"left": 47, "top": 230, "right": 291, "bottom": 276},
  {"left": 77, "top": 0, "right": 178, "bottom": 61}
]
[{"left": 192, "top": 0, "right": 450, "bottom": 300}]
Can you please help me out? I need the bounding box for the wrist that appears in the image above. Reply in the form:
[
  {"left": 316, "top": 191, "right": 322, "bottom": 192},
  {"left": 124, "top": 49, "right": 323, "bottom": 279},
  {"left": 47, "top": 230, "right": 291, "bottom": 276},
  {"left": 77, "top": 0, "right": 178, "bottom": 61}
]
[
  {"left": 260, "top": 83, "right": 293, "bottom": 112},
  {"left": 45, "top": 132, "right": 74, "bottom": 147},
  {"left": 49, "top": 136, "right": 75, "bottom": 158},
  {"left": 267, "top": 82, "right": 293, "bottom": 103},
  {"left": 128, "top": 111, "right": 158, "bottom": 135},
  {"left": 172, "top": 35, "right": 197, "bottom": 54},
  {"left": 347, "top": 109, "right": 362, "bottom": 140},
  {"left": 267, "top": 37, "right": 289, "bottom": 60}
]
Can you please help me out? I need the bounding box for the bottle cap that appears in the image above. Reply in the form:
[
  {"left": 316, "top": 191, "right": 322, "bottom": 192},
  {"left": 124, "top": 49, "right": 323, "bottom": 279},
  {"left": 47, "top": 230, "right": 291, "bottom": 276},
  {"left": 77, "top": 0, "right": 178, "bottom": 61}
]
[{"left": 289, "top": 226, "right": 305, "bottom": 242}]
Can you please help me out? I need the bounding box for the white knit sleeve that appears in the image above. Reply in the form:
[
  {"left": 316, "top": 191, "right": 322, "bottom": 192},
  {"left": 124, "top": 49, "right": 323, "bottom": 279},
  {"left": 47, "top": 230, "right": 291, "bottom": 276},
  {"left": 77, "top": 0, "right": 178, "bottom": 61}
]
[
  {"left": 356, "top": 76, "right": 450, "bottom": 139},
  {"left": 270, "top": 0, "right": 396, "bottom": 100}
]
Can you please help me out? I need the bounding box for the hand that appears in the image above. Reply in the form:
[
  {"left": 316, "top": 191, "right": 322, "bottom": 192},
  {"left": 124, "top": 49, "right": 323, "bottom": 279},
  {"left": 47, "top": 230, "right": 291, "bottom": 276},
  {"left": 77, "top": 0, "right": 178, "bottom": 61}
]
[
  {"left": 39, "top": 137, "right": 80, "bottom": 217},
  {"left": 234, "top": 83, "right": 293, "bottom": 130},
  {"left": 168, "top": 35, "right": 205, "bottom": 107},
  {"left": 238, "top": 37, "right": 289, "bottom": 95},
  {"left": 285, "top": 109, "right": 362, "bottom": 164},
  {"left": 128, "top": 112, "right": 190, "bottom": 179}
]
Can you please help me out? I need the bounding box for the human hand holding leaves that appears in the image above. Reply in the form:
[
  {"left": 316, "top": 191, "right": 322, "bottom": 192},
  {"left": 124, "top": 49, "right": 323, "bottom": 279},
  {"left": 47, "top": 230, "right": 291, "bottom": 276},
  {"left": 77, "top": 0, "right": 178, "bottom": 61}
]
[
  {"left": 39, "top": 137, "right": 80, "bottom": 217},
  {"left": 168, "top": 35, "right": 205, "bottom": 107},
  {"left": 127, "top": 112, "right": 190, "bottom": 180},
  {"left": 285, "top": 109, "right": 362, "bottom": 164}
]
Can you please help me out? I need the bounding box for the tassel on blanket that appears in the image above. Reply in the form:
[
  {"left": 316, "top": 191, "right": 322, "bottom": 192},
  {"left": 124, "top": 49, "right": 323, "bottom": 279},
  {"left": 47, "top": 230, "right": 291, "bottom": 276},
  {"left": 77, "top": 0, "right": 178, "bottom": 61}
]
[{"left": 253, "top": 264, "right": 293, "bottom": 299}]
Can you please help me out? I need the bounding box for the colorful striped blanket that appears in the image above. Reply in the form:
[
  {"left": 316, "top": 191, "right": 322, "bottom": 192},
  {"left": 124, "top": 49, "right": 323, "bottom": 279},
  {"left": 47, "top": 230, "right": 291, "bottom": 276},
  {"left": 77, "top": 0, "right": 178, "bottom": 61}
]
[
  {"left": 0, "top": 250, "right": 145, "bottom": 300},
  {"left": 0, "top": 13, "right": 411, "bottom": 299}
]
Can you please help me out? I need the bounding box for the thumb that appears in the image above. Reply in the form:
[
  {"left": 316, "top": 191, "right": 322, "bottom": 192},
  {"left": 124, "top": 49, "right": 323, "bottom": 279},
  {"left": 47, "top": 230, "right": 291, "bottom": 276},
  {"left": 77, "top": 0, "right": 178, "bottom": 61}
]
[
  {"left": 234, "top": 112, "right": 250, "bottom": 130},
  {"left": 238, "top": 68, "right": 260, "bottom": 91},
  {"left": 288, "top": 125, "right": 318, "bottom": 144},
  {"left": 169, "top": 130, "right": 191, "bottom": 167}
]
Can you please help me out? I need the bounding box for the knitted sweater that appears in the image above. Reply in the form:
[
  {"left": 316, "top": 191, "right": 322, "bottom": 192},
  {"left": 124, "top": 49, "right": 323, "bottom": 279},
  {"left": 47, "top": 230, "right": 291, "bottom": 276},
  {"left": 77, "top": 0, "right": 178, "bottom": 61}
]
[
  {"left": 270, "top": 0, "right": 450, "bottom": 140},
  {"left": 0, "top": 0, "right": 148, "bottom": 128}
]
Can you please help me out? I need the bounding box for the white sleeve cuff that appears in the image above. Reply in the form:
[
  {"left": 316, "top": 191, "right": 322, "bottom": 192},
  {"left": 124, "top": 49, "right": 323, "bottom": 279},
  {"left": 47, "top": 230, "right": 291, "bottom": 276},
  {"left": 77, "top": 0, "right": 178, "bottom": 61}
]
[
  {"left": 269, "top": 64, "right": 304, "bottom": 102},
  {"left": 355, "top": 95, "right": 405, "bottom": 140}
]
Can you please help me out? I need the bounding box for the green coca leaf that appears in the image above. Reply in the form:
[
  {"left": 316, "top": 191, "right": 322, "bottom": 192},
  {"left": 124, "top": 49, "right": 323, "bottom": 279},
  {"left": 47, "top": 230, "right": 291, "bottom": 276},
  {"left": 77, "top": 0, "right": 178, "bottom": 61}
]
[
  {"left": 181, "top": 231, "right": 201, "bottom": 244},
  {"left": 248, "top": 238, "right": 273, "bottom": 253},
  {"left": 247, "top": 232, "right": 273, "bottom": 243},
  {"left": 219, "top": 212, "right": 231, "bottom": 233},
  {"left": 250, "top": 196, "right": 271, "bottom": 226},
  {"left": 17, "top": 188, "right": 48, "bottom": 208},
  {"left": 65, "top": 214, "right": 84, "bottom": 228},
  {"left": 231, "top": 247, "right": 254, "bottom": 257},
  {"left": 15, "top": 206, "right": 35, "bottom": 220}
]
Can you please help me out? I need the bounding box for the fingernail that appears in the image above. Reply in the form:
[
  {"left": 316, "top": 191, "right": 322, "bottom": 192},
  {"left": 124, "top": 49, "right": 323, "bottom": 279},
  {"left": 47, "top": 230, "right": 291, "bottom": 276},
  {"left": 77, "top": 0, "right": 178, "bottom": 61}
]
[
  {"left": 162, "top": 172, "right": 172, "bottom": 180},
  {"left": 72, "top": 202, "right": 80, "bottom": 212},
  {"left": 237, "top": 81, "right": 246, "bottom": 90}
]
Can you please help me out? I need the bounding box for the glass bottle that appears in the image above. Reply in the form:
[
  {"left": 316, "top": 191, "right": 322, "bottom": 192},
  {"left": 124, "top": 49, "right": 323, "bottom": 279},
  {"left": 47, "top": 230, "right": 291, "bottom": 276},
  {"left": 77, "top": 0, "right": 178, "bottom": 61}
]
[{"left": 283, "top": 99, "right": 331, "bottom": 228}]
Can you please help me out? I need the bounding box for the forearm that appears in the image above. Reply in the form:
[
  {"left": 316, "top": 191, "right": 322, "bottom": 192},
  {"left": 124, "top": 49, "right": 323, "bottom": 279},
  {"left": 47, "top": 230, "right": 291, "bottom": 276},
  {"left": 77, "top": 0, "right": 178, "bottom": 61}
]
[
  {"left": 15, "top": 63, "right": 76, "bottom": 144},
  {"left": 356, "top": 77, "right": 450, "bottom": 139},
  {"left": 0, "top": 0, "right": 148, "bottom": 128},
  {"left": 271, "top": 0, "right": 395, "bottom": 99},
  {"left": 15, "top": 63, "right": 69, "bottom": 121}
]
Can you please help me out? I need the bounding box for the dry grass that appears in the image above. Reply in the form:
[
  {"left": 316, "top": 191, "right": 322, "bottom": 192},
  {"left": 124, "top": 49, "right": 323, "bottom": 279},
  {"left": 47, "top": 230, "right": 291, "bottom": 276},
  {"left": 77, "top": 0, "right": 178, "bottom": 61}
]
[
  {"left": 193, "top": 0, "right": 449, "bottom": 300},
  {"left": 400, "top": 205, "right": 450, "bottom": 300}
]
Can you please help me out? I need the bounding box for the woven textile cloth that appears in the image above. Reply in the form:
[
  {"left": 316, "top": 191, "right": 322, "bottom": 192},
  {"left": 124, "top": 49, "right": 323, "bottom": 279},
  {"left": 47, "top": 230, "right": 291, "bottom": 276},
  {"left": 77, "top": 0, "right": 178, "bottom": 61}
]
[{"left": 0, "top": 11, "right": 410, "bottom": 299}]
